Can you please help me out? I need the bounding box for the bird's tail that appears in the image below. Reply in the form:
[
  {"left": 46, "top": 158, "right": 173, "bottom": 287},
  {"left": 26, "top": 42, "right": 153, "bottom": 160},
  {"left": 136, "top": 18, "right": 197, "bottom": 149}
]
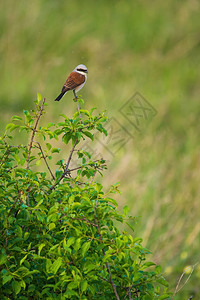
[{"left": 54, "top": 92, "right": 65, "bottom": 101}]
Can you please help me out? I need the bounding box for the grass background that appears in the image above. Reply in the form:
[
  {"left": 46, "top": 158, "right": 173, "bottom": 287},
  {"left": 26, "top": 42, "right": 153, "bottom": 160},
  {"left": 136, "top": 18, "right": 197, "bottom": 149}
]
[{"left": 1, "top": 0, "right": 200, "bottom": 298}]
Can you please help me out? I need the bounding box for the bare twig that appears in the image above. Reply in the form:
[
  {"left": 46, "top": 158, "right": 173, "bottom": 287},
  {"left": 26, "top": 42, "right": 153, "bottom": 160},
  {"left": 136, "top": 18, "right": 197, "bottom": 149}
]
[
  {"left": 76, "top": 100, "right": 83, "bottom": 124},
  {"left": 73, "top": 90, "right": 83, "bottom": 124},
  {"left": 26, "top": 98, "right": 46, "bottom": 170},
  {"left": 172, "top": 263, "right": 198, "bottom": 299},
  {"left": 49, "top": 138, "right": 78, "bottom": 191},
  {"left": 25, "top": 98, "right": 45, "bottom": 206},
  {"left": 34, "top": 141, "right": 55, "bottom": 180}
]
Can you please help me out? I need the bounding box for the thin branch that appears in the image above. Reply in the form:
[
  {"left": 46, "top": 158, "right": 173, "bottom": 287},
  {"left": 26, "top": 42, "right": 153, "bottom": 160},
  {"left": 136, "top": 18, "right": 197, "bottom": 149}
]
[
  {"left": 96, "top": 274, "right": 110, "bottom": 284},
  {"left": 70, "top": 216, "right": 98, "bottom": 227},
  {"left": 26, "top": 98, "right": 46, "bottom": 170},
  {"left": 64, "top": 138, "right": 79, "bottom": 174},
  {"left": 76, "top": 100, "right": 83, "bottom": 124},
  {"left": 66, "top": 160, "right": 106, "bottom": 174},
  {"left": 127, "top": 289, "right": 133, "bottom": 300},
  {"left": 25, "top": 98, "right": 45, "bottom": 206},
  {"left": 97, "top": 275, "right": 138, "bottom": 297},
  {"left": 49, "top": 138, "right": 78, "bottom": 191},
  {"left": 0, "top": 152, "right": 9, "bottom": 167},
  {"left": 34, "top": 141, "right": 55, "bottom": 180},
  {"left": 90, "top": 170, "right": 97, "bottom": 185},
  {"left": 73, "top": 90, "right": 83, "bottom": 124},
  {"left": 172, "top": 263, "right": 198, "bottom": 299}
]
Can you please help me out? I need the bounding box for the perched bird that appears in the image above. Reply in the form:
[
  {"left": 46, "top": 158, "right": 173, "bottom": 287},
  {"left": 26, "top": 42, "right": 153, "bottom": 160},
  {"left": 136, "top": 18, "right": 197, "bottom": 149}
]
[{"left": 54, "top": 64, "right": 88, "bottom": 101}]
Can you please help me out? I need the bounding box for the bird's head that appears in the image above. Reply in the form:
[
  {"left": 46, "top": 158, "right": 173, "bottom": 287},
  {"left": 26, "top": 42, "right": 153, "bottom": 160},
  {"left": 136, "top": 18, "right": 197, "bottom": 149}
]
[{"left": 74, "top": 64, "right": 88, "bottom": 75}]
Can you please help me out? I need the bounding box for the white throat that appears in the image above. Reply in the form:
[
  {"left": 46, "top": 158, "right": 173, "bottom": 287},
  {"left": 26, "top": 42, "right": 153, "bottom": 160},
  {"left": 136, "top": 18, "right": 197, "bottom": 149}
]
[{"left": 76, "top": 70, "right": 87, "bottom": 78}]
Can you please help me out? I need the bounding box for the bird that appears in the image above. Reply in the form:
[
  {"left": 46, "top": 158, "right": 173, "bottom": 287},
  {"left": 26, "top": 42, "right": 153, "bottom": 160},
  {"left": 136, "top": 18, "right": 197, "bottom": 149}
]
[{"left": 54, "top": 64, "right": 88, "bottom": 101}]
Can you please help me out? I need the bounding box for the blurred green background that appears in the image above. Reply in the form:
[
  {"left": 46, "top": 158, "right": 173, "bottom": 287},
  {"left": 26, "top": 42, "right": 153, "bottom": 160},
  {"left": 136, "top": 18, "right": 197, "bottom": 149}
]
[{"left": 1, "top": 0, "right": 200, "bottom": 298}]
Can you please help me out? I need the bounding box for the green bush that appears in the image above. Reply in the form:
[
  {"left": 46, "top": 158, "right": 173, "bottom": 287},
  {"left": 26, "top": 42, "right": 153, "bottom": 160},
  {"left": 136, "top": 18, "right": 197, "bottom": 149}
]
[{"left": 0, "top": 95, "right": 170, "bottom": 299}]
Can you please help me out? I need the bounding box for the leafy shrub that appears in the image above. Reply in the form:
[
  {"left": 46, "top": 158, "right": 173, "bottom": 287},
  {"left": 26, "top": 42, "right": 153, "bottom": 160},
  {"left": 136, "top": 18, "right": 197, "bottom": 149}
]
[{"left": 0, "top": 95, "right": 170, "bottom": 299}]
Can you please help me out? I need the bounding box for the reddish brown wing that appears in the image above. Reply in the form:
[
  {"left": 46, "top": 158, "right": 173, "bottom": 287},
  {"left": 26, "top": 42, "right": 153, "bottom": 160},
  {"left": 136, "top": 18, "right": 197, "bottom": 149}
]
[{"left": 61, "top": 71, "right": 85, "bottom": 93}]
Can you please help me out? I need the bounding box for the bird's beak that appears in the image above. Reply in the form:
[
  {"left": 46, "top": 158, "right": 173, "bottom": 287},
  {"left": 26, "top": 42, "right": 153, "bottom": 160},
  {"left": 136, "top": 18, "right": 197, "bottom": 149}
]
[{"left": 86, "top": 70, "right": 88, "bottom": 73}]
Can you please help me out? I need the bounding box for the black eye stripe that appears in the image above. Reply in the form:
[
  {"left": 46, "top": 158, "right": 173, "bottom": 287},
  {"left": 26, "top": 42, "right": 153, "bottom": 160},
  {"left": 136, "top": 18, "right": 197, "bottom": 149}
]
[{"left": 77, "top": 68, "right": 87, "bottom": 72}]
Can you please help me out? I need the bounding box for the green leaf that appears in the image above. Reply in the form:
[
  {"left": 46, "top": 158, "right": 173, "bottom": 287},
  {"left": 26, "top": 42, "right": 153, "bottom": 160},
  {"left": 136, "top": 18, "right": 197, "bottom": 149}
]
[
  {"left": 34, "top": 199, "right": 43, "bottom": 209},
  {"left": 3, "top": 274, "right": 13, "bottom": 285},
  {"left": 83, "top": 131, "right": 94, "bottom": 140},
  {"left": 46, "top": 259, "right": 52, "bottom": 273},
  {"left": 36, "top": 159, "right": 41, "bottom": 166},
  {"left": 132, "top": 273, "right": 142, "bottom": 282},
  {"left": 23, "top": 110, "right": 32, "bottom": 122},
  {"left": 49, "top": 223, "right": 56, "bottom": 231},
  {"left": 68, "top": 195, "right": 74, "bottom": 204},
  {"left": 20, "top": 279, "right": 26, "bottom": 289},
  {"left": 12, "top": 115, "right": 23, "bottom": 121},
  {"left": 12, "top": 281, "right": 21, "bottom": 294},
  {"left": 51, "top": 148, "right": 60, "bottom": 153},
  {"left": 59, "top": 113, "right": 67, "bottom": 119},
  {"left": 28, "top": 284, "right": 36, "bottom": 293},
  {"left": 38, "top": 243, "right": 46, "bottom": 256},
  {"left": 159, "top": 293, "right": 171, "bottom": 299},
  {"left": 90, "top": 107, "right": 96, "bottom": 114},
  {"left": 81, "top": 280, "right": 88, "bottom": 292},
  {"left": 80, "top": 109, "right": 90, "bottom": 116},
  {"left": 67, "top": 281, "right": 78, "bottom": 290},
  {"left": 157, "top": 276, "right": 169, "bottom": 287},
  {"left": 155, "top": 265, "right": 162, "bottom": 274},
  {"left": 6, "top": 123, "right": 16, "bottom": 130},
  {"left": 51, "top": 257, "right": 62, "bottom": 274},
  {"left": 125, "top": 222, "right": 135, "bottom": 232},
  {"left": 46, "top": 143, "right": 52, "bottom": 150},
  {"left": 20, "top": 255, "right": 28, "bottom": 265},
  {"left": 140, "top": 262, "right": 156, "bottom": 270},
  {"left": 82, "top": 241, "right": 91, "bottom": 256},
  {"left": 94, "top": 183, "right": 102, "bottom": 194},
  {"left": 66, "top": 237, "right": 75, "bottom": 248},
  {"left": 0, "top": 253, "right": 7, "bottom": 265},
  {"left": 132, "top": 237, "right": 143, "bottom": 244},
  {"left": 83, "top": 151, "right": 91, "bottom": 159},
  {"left": 47, "top": 122, "right": 54, "bottom": 128},
  {"left": 73, "top": 238, "right": 81, "bottom": 251},
  {"left": 24, "top": 232, "right": 30, "bottom": 240},
  {"left": 75, "top": 131, "right": 82, "bottom": 142},
  {"left": 123, "top": 205, "right": 129, "bottom": 215},
  {"left": 62, "top": 133, "right": 71, "bottom": 144},
  {"left": 37, "top": 92, "right": 42, "bottom": 102},
  {"left": 106, "top": 197, "right": 118, "bottom": 206},
  {"left": 84, "top": 263, "right": 96, "bottom": 273}
]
